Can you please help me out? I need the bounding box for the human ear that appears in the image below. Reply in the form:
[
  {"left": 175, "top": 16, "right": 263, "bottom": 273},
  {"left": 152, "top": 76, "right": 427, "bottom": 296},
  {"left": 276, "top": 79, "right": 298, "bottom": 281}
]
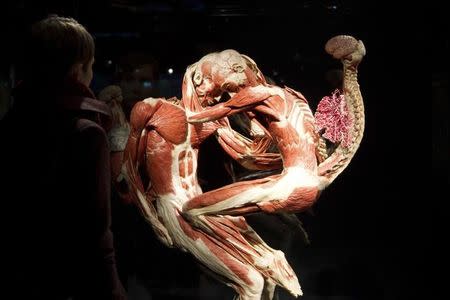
[{"left": 68, "top": 63, "right": 83, "bottom": 81}]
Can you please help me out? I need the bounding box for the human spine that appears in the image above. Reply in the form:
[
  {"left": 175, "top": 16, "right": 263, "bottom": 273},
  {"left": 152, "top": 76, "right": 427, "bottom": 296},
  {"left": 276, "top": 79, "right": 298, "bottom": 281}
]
[{"left": 317, "top": 35, "right": 366, "bottom": 184}]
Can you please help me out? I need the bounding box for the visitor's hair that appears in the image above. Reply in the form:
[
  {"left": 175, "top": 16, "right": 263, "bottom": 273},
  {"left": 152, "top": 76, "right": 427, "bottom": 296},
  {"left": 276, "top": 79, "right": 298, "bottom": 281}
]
[{"left": 25, "top": 15, "right": 95, "bottom": 81}]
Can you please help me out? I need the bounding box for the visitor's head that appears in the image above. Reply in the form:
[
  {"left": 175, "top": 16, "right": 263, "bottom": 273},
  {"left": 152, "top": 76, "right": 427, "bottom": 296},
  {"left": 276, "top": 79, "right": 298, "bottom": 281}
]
[{"left": 25, "top": 15, "right": 95, "bottom": 86}]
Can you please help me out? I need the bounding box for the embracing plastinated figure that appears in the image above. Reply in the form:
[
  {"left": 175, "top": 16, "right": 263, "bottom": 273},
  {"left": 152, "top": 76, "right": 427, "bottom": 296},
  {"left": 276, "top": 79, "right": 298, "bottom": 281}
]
[{"left": 121, "top": 35, "right": 366, "bottom": 300}]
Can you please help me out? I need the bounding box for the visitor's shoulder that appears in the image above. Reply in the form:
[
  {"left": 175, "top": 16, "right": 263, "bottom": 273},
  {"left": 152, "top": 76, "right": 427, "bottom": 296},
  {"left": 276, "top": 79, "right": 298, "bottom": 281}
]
[{"left": 75, "top": 118, "right": 107, "bottom": 138}]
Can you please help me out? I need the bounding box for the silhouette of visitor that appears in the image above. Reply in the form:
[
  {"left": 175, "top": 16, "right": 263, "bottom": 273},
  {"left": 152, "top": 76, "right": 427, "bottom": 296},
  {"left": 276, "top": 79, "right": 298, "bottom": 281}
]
[{"left": 1, "top": 15, "right": 127, "bottom": 299}]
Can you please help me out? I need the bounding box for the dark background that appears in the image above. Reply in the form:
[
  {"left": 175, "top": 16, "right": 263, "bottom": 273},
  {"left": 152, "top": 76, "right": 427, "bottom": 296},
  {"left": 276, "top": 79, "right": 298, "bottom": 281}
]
[{"left": 0, "top": 1, "right": 437, "bottom": 299}]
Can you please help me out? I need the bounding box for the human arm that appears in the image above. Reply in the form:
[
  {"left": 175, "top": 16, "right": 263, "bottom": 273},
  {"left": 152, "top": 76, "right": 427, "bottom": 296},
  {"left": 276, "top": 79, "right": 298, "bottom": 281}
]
[
  {"left": 215, "top": 125, "right": 282, "bottom": 171},
  {"left": 77, "top": 121, "right": 127, "bottom": 299}
]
